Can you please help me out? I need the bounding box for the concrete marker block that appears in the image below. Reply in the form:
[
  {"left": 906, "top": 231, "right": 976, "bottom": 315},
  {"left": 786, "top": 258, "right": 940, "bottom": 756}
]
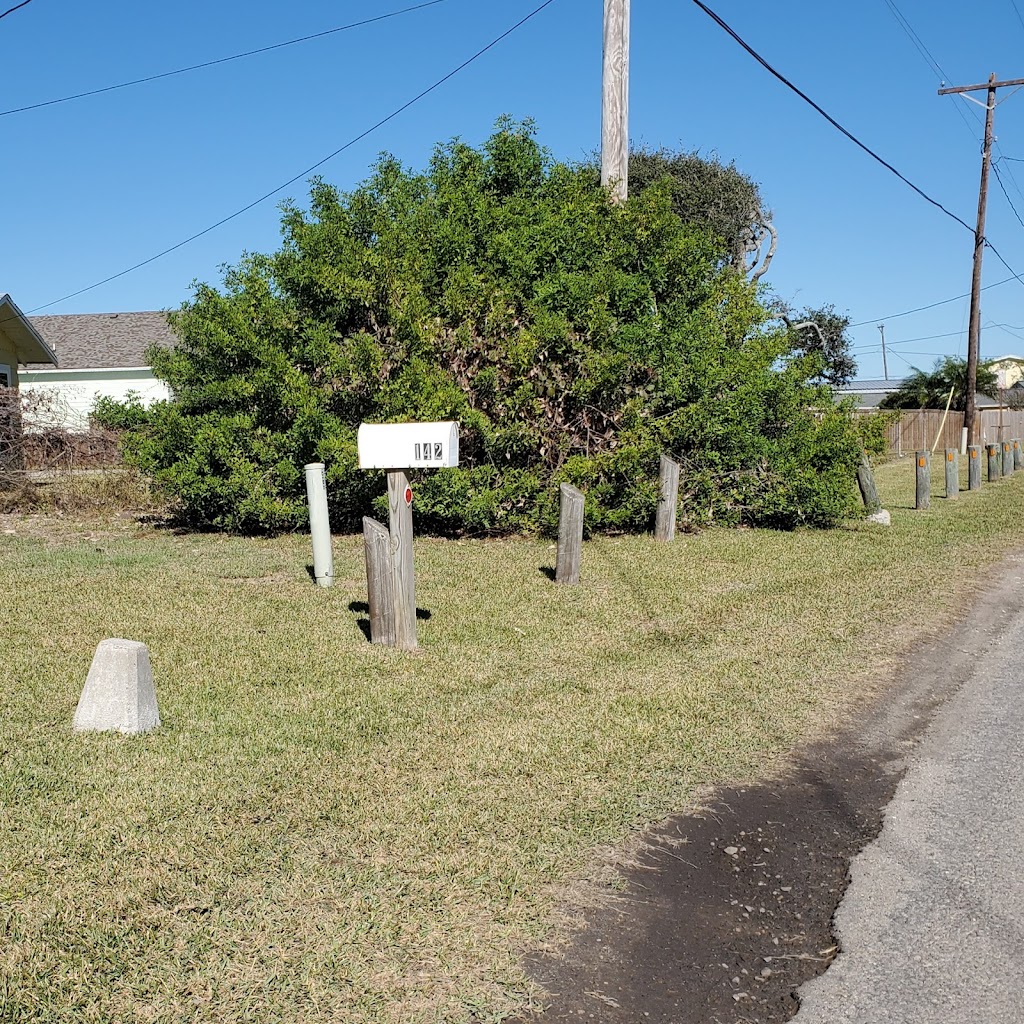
[{"left": 73, "top": 638, "right": 160, "bottom": 735}]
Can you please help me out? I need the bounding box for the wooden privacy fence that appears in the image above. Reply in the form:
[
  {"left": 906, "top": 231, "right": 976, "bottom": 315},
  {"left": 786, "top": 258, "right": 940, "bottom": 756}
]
[{"left": 856, "top": 408, "right": 1024, "bottom": 453}]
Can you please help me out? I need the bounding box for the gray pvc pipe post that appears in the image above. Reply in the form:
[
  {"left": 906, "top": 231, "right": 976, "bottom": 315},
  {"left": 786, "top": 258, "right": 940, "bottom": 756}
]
[{"left": 304, "top": 462, "right": 334, "bottom": 588}]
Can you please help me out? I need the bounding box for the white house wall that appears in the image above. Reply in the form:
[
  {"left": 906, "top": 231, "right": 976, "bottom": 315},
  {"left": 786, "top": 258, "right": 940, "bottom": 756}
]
[{"left": 17, "top": 369, "right": 170, "bottom": 433}]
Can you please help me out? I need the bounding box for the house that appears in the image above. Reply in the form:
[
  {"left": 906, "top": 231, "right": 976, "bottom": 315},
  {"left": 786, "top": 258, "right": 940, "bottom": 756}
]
[
  {"left": 0, "top": 293, "right": 58, "bottom": 388},
  {"left": 18, "top": 311, "right": 176, "bottom": 431},
  {"left": 988, "top": 354, "right": 1024, "bottom": 390}
]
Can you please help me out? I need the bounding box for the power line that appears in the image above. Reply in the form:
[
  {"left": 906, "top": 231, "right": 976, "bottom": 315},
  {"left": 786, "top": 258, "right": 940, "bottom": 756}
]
[
  {"left": 1011, "top": 0, "right": 1024, "bottom": 36},
  {"left": 881, "top": 0, "right": 944, "bottom": 80},
  {"left": 0, "top": 0, "right": 34, "bottom": 20},
  {"left": 880, "top": 0, "right": 984, "bottom": 143},
  {"left": 0, "top": 1, "right": 449, "bottom": 119},
  {"left": 850, "top": 329, "right": 968, "bottom": 352},
  {"left": 889, "top": 348, "right": 921, "bottom": 370},
  {"left": 848, "top": 276, "right": 1018, "bottom": 328},
  {"left": 852, "top": 320, "right": 1024, "bottom": 357},
  {"left": 25, "top": 0, "right": 559, "bottom": 314},
  {"left": 690, "top": 0, "right": 1024, "bottom": 329},
  {"left": 873, "top": 0, "right": 1024, "bottom": 273},
  {"left": 992, "top": 160, "right": 1024, "bottom": 232},
  {"left": 880, "top": 0, "right": 1024, "bottom": 209},
  {"left": 689, "top": 0, "right": 976, "bottom": 235}
]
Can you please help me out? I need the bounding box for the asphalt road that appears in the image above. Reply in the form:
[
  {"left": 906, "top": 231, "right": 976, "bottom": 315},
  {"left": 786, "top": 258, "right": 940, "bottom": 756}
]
[{"left": 793, "top": 590, "right": 1024, "bottom": 1023}]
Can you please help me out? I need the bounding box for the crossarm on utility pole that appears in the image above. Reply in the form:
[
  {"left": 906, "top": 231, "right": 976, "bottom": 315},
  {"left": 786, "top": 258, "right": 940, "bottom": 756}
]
[{"left": 938, "top": 76, "right": 1024, "bottom": 94}]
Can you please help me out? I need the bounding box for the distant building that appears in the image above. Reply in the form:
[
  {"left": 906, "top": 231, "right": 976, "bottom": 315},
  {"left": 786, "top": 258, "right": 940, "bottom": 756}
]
[
  {"left": 988, "top": 354, "right": 1024, "bottom": 390},
  {"left": 18, "top": 311, "right": 177, "bottom": 432},
  {"left": 833, "top": 378, "right": 908, "bottom": 409}
]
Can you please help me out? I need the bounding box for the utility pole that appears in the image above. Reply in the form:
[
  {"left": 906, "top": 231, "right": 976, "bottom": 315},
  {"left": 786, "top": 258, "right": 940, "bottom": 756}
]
[
  {"left": 878, "top": 323, "right": 889, "bottom": 381},
  {"left": 938, "top": 72, "right": 1021, "bottom": 445},
  {"left": 602, "top": 0, "right": 630, "bottom": 202}
]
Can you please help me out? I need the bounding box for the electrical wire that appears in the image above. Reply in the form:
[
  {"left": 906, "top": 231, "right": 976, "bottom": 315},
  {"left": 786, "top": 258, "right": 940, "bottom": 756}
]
[
  {"left": 1011, "top": 0, "right": 1024, "bottom": 36},
  {"left": 880, "top": 0, "right": 984, "bottom": 143},
  {"left": 993, "top": 160, "right": 1024, "bottom": 233},
  {"left": 872, "top": 0, "right": 1024, "bottom": 336},
  {"left": 881, "top": 0, "right": 944, "bottom": 80},
  {"left": 0, "top": 0, "right": 34, "bottom": 20},
  {"left": 688, "top": 0, "right": 1024, "bottom": 329},
  {"left": 982, "top": 320, "right": 1024, "bottom": 349},
  {"left": 0, "top": 1, "right": 449, "bottom": 119},
  {"left": 25, "top": 0, "right": 559, "bottom": 314},
  {"left": 889, "top": 349, "right": 921, "bottom": 370},
  {"left": 849, "top": 276, "right": 1019, "bottom": 328},
  {"left": 876, "top": 0, "right": 1024, "bottom": 246},
  {"left": 850, "top": 329, "right": 968, "bottom": 353},
  {"left": 689, "top": 0, "right": 976, "bottom": 235},
  {"left": 690, "top": 0, "right": 1024, "bottom": 316}
]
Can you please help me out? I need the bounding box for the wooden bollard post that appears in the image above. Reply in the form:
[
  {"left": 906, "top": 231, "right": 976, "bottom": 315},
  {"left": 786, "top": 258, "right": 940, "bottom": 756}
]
[
  {"left": 968, "top": 445, "right": 982, "bottom": 490},
  {"left": 1003, "top": 440, "right": 1014, "bottom": 476},
  {"left": 915, "top": 450, "right": 930, "bottom": 510},
  {"left": 988, "top": 443, "right": 1001, "bottom": 482},
  {"left": 556, "top": 484, "right": 585, "bottom": 585},
  {"left": 944, "top": 448, "right": 958, "bottom": 499},
  {"left": 655, "top": 455, "right": 680, "bottom": 542},
  {"left": 1014, "top": 439, "right": 1023, "bottom": 471},
  {"left": 387, "top": 470, "right": 417, "bottom": 650},
  {"left": 362, "top": 517, "right": 396, "bottom": 646},
  {"left": 856, "top": 452, "right": 881, "bottom": 512}
]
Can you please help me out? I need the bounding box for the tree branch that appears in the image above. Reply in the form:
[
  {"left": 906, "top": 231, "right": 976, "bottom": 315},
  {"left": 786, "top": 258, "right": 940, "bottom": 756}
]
[{"left": 749, "top": 221, "right": 778, "bottom": 281}]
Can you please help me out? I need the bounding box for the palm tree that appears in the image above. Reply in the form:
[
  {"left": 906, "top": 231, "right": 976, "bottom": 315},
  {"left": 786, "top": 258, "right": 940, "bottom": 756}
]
[{"left": 880, "top": 356, "right": 998, "bottom": 410}]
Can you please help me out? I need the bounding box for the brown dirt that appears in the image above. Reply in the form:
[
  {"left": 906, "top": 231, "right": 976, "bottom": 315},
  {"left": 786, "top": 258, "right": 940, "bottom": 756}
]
[{"left": 509, "top": 556, "right": 1024, "bottom": 1024}]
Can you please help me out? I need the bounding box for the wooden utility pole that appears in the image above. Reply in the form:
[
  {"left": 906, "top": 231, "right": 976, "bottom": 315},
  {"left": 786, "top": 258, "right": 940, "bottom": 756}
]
[
  {"left": 602, "top": 0, "right": 630, "bottom": 202},
  {"left": 877, "top": 324, "right": 889, "bottom": 381},
  {"left": 938, "top": 72, "right": 1019, "bottom": 445}
]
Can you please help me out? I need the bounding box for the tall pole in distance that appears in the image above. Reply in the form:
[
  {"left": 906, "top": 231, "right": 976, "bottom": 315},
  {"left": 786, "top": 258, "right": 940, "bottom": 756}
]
[
  {"left": 602, "top": 0, "right": 630, "bottom": 203},
  {"left": 939, "top": 72, "right": 1008, "bottom": 446},
  {"left": 965, "top": 74, "right": 997, "bottom": 447},
  {"left": 878, "top": 323, "right": 889, "bottom": 381}
]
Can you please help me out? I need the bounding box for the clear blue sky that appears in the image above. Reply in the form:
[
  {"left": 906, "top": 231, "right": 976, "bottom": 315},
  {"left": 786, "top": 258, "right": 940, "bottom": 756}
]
[{"left": 5, "top": 0, "right": 1024, "bottom": 380}]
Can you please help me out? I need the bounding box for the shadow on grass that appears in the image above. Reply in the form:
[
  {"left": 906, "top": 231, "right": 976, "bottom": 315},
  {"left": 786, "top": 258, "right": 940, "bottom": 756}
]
[
  {"left": 538, "top": 566, "right": 556, "bottom": 581},
  {"left": 347, "top": 600, "right": 432, "bottom": 643}
]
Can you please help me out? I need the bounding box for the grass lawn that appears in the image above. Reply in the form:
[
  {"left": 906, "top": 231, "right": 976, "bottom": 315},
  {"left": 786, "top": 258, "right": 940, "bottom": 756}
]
[{"left": 2, "top": 458, "right": 1023, "bottom": 1023}]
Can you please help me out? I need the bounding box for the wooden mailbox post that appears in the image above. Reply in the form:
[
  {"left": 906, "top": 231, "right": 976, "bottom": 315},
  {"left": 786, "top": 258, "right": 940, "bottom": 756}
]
[{"left": 357, "top": 421, "right": 459, "bottom": 650}]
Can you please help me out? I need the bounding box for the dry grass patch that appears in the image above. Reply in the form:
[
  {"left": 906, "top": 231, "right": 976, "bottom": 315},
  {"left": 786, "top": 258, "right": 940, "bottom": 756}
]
[{"left": 2, "top": 460, "right": 1024, "bottom": 1023}]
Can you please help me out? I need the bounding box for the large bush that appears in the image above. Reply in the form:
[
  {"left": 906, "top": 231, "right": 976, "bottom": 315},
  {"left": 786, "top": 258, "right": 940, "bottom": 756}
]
[{"left": 124, "top": 120, "right": 862, "bottom": 534}]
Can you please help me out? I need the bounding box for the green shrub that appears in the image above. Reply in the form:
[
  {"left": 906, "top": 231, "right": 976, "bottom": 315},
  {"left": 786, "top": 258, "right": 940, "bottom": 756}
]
[
  {"left": 91, "top": 392, "right": 150, "bottom": 432},
  {"left": 854, "top": 409, "right": 898, "bottom": 460},
  {"left": 124, "top": 120, "right": 862, "bottom": 534}
]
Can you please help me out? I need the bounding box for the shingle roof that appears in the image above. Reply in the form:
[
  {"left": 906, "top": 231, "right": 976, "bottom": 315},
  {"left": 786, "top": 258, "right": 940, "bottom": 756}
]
[{"left": 26, "top": 311, "right": 177, "bottom": 370}]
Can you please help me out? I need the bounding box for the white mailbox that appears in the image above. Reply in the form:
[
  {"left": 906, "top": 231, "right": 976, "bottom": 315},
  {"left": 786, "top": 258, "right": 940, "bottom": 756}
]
[{"left": 357, "top": 421, "right": 460, "bottom": 470}]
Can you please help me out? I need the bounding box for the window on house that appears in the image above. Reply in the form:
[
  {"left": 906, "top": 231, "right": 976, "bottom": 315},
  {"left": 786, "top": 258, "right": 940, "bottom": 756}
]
[{"left": 0, "top": 364, "right": 11, "bottom": 389}]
